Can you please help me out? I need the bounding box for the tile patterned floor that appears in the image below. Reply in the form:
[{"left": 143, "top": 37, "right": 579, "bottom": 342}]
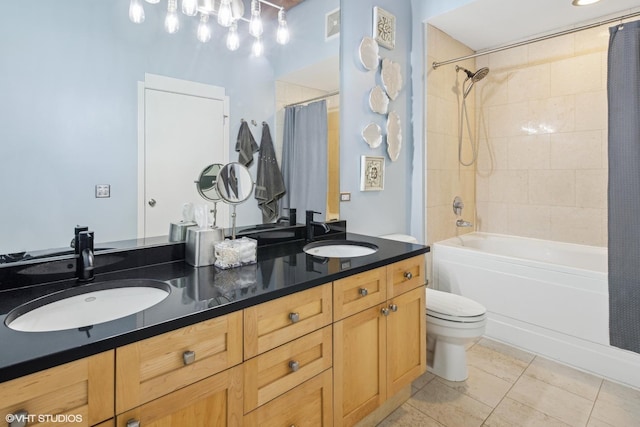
[{"left": 377, "top": 338, "right": 640, "bottom": 427}]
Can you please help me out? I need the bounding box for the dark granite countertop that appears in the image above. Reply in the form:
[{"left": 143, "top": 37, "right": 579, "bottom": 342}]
[{"left": 0, "top": 232, "right": 429, "bottom": 383}]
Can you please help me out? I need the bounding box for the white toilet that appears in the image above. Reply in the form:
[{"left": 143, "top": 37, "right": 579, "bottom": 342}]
[{"left": 380, "top": 233, "right": 487, "bottom": 382}]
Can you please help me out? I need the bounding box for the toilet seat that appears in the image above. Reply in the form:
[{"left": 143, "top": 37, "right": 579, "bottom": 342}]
[{"left": 426, "top": 288, "right": 486, "bottom": 323}]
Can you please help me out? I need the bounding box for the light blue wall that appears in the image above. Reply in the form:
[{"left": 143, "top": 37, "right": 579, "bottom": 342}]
[{"left": 339, "top": 0, "right": 413, "bottom": 237}]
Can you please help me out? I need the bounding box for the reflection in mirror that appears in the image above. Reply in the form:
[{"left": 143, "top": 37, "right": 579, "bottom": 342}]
[
  {"left": 196, "top": 164, "right": 223, "bottom": 202},
  {"left": 0, "top": 0, "right": 339, "bottom": 264},
  {"left": 217, "top": 162, "right": 256, "bottom": 239}
]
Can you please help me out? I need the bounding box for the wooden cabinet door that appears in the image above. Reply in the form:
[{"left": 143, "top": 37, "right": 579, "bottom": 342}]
[
  {"left": 333, "top": 304, "right": 387, "bottom": 427},
  {"left": 116, "top": 365, "right": 243, "bottom": 427},
  {"left": 386, "top": 286, "right": 426, "bottom": 397},
  {"left": 0, "top": 351, "right": 114, "bottom": 427},
  {"left": 244, "top": 370, "right": 333, "bottom": 426},
  {"left": 116, "top": 312, "right": 243, "bottom": 413}
]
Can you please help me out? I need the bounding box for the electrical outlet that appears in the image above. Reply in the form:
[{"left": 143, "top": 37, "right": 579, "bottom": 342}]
[
  {"left": 95, "top": 184, "right": 110, "bottom": 198},
  {"left": 340, "top": 192, "right": 351, "bottom": 202}
]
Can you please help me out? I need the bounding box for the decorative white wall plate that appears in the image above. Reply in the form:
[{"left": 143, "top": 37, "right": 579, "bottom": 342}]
[
  {"left": 386, "top": 111, "right": 402, "bottom": 161},
  {"left": 381, "top": 58, "right": 403, "bottom": 100},
  {"left": 369, "top": 86, "right": 389, "bottom": 115},
  {"left": 373, "top": 7, "right": 395, "bottom": 50},
  {"left": 360, "top": 155, "right": 385, "bottom": 191},
  {"left": 358, "top": 36, "right": 379, "bottom": 71},
  {"left": 362, "top": 122, "right": 382, "bottom": 148}
]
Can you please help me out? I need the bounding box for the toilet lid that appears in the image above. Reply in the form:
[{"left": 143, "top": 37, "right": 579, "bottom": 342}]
[{"left": 426, "top": 288, "right": 486, "bottom": 317}]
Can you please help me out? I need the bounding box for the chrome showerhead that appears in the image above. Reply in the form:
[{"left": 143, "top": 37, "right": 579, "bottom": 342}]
[{"left": 456, "top": 65, "right": 490, "bottom": 98}]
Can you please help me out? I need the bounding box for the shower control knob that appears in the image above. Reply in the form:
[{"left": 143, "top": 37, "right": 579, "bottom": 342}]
[
  {"left": 404, "top": 271, "right": 413, "bottom": 280},
  {"left": 359, "top": 288, "right": 369, "bottom": 297}
]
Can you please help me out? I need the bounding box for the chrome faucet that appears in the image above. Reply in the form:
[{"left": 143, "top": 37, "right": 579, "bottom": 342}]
[
  {"left": 305, "top": 210, "right": 330, "bottom": 241},
  {"left": 456, "top": 219, "right": 473, "bottom": 228},
  {"left": 75, "top": 226, "right": 95, "bottom": 283}
]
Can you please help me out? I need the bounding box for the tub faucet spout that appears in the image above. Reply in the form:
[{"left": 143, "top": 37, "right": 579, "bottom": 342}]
[{"left": 456, "top": 219, "right": 473, "bottom": 228}]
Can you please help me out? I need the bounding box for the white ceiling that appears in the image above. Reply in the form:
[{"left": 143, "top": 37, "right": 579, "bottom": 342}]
[{"left": 429, "top": 0, "right": 640, "bottom": 51}]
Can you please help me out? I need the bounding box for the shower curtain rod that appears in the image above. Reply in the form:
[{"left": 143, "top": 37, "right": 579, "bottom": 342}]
[
  {"left": 432, "top": 10, "right": 640, "bottom": 69},
  {"left": 284, "top": 90, "right": 339, "bottom": 108}
]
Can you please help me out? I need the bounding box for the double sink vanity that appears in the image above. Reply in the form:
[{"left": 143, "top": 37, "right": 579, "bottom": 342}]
[{"left": 0, "top": 223, "right": 429, "bottom": 427}]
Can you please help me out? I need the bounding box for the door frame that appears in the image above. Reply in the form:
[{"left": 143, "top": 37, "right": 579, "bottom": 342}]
[{"left": 137, "top": 73, "right": 230, "bottom": 238}]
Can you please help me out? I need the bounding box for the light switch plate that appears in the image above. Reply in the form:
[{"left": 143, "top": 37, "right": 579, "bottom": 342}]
[
  {"left": 95, "top": 184, "right": 110, "bottom": 198},
  {"left": 340, "top": 192, "right": 351, "bottom": 202}
]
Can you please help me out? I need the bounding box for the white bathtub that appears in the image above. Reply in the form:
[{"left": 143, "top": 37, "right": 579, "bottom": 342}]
[{"left": 433, "top": 232, "right": 640, "bottom": 389}]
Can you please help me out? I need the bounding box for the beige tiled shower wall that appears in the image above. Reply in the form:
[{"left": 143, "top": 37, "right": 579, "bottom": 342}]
[
  {"left": 426, "top": 25, "right": 477, "bottom": 253},
  {"left": 474, "top": 25, "right": 609, "bottom": 247}
]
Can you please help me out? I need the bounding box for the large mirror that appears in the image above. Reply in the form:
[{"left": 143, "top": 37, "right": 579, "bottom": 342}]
[{"left": 0, "top": 0, "right": 339, "bottom": 262}]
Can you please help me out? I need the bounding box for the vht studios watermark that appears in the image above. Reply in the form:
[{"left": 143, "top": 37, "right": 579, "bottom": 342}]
[{"left": 5, "top": 413, "right": 83, "bottom": 424}]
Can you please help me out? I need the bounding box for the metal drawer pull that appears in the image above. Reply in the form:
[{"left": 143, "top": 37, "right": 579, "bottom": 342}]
[
  {"left": 8, "top": 409, "right": 28, "bottom": 427},
  {"left": 183, "top": 350, "right": 196, "bottom": 365},
  {"left": 389, "top": 304, "right": 398, "bottom": 312},
  {"left": 404, "top": 271, "right": 413, "bottom": 280},
  {"left": 289, "top": 312, "right": 300, "bottom": 323},
  {"left": 126, "top": 419, "right": 141, "bottom": 427},
  {"left": 289, "top": 360, "right": 300, "bottom": 372},
  {"left": 381, "top": 307, "right": 390, "bottom": 316},
  {"left": 359, "top": 287, "right": 369, "bottom": 297}
]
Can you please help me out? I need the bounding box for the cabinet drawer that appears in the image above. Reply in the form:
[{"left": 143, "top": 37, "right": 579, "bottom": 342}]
[
  {"left": 244, "top": 370, "right": 333, "bottom": 427},
  {"left": 333, "top": 267, "right": 387, "bottom": 320},
  {"left": 115, "top": 312, "right": 243, "bottom": 413},
  {"left": 116, "top": 365, "right": 243, "bottom": 427},
  {"left": 244, "top": 283, "right": 332, "bottom": 359},
  {"left": 0, "top": 351, "right": 114, "bottom": 427},
  {"left": 386, "top": 255, "right": 426, "bottom": 297},
  {"left": 244, "top": 325, "right": 332, "bottom": 413}
]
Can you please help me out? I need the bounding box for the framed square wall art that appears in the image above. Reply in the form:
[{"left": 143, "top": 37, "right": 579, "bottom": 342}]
[
  {"left": 373, "top": 6, "right": 395, "bottom": 50},
  {"left": 360, "top": 156, "right": 385, "bottom": 191}
]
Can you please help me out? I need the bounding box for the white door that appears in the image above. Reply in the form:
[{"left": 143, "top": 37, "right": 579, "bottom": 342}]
[{"left": 139, "top": 74, "right": 230, "bottom": 238}]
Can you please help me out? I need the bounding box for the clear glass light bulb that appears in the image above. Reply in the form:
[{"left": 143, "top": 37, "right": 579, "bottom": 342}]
[
  {"left": 249, "top": 0, "right": 263, "bottom": 37},
  {"left": 129, "top": 0, "right": 145, "bottom": 24},
  {"left": 145, "top": 0, "right": 160, "bottom": 4},
  {"left": 252, "top": 37, "right": 264, "bottom": 57},
  {"left": 276, "top": 9, "right": 290, "bottom": 45},
  {"left": 181, "top": 0, "right": 198, "bottom": 16},
  {"left": 226, "top": 22, "right": 240, "bottom": 51},
  {"left": 197, "top": 14, "right": 212, "bottom": 43},
  {"left": 165, "top": 0, "right": 180, "bottom": 33},
  {"left": 218, "top": 0, "right": 233, "bottom": 28}
]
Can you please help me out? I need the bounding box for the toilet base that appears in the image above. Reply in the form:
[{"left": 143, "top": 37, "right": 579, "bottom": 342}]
[{"left": 429, "top": 336, "right": 469, "bottom": 381}]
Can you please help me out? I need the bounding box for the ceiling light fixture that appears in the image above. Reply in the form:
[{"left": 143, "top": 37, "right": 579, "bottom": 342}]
[
  {"left": 572, "top": 0, "right": 602, "bottom": 6},
  {"left": 129, "top": 0, "right": 290, "bottom": 53}
]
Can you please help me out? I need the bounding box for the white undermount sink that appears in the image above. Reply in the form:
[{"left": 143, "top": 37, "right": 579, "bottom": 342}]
[
  {"left": 5, "top": 279, "right": 170, "bottom": 332},
  {"left": 303, "top": 240, "right": 379, "bottom": 258}
]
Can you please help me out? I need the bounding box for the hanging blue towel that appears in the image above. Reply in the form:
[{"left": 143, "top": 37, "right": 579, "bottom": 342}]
[
  {"left": 235, "top": 120, "right": 259, "bottom": 166},
  {"left": 255, "top": 123, "right": 286, "bottom": 223}
]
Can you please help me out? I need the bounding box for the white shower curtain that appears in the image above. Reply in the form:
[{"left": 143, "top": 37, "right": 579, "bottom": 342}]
[{"left": 279, "top": 100, "right": 328, "bottom": 218}]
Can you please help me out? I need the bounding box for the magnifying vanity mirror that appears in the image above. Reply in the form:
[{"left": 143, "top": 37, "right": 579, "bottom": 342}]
[
  {"left": 195, "top": 163, "right": 224, "bottom": 228},
  {"left": 216, "top": 163, "right": 255, "bottom": 239}
]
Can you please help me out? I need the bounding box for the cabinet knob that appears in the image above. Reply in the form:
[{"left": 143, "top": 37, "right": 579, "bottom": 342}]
[
  {"left": 182, "top": 350, "right": 196, "bottom": 365},
  {"left": 289, "top": 360, "right": 300, "bottom": 372},
  {"left": 359, "top": 287, "right": 369, "bottom": 297},
  {"left": 7, "top": 409, "right": 28, "bottom": 427},
  {"left": 381, "top": 307, "right": 390, "bottom": 316},
  {"left": 389, "top": 304, "right": 398, "bottom": 312},
  {"left": 148, "top": 198, "right": 156, "bottom": 207},
  {"left": 404, "top": 271, "right": 413, "bottom": 280},
  {"left": 289, "top": 312, "right": 300, "bottom": 323},
  {"left": 126, "top": 419, "right": 141, "bottom": 427}
]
